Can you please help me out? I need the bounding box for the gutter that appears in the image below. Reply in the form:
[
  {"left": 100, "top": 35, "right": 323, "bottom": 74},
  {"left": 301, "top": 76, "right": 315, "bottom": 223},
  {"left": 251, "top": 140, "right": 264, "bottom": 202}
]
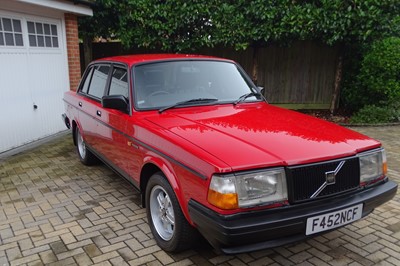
[{"left": 68, "top": 0, "right": 96, "bottom": 7}]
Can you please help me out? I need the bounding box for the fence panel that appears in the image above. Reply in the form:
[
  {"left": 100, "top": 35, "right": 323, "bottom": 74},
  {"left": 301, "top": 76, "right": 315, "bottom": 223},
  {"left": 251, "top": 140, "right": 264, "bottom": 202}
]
[{"left": 83, "top": 41, "right": 339, "bottom": 109}]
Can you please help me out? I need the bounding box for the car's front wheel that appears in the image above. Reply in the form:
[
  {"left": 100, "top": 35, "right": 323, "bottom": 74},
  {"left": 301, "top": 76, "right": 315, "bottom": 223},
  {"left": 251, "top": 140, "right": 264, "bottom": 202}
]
[
  {"left": 75, "top": 126, "right": 98, "bottom": 165},
  {"left": 146, "top": 172, "right": 198, "bottom": 252}
]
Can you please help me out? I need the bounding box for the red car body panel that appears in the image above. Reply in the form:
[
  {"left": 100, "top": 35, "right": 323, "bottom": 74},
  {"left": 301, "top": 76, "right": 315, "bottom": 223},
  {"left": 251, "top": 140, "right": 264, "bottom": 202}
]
[
  {"left": 144, "top": 103, "right": 380, "bottom": 169},
  {"left": 63, "top": 54, "right": 396, "bottom": 253}
]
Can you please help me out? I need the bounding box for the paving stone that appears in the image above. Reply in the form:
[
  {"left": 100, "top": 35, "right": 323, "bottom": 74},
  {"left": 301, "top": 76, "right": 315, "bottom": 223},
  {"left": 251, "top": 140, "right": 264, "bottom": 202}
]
[
  {"left": 128, "top": 254, "right": 156, "bottom": 266},
  {"left": 60, "top": 232, "right": 77, "bottom": 245},
  {"left": 22, "top": 244, "right": 50, "bottom": 257},
  {"left": 6, "top": 246, "right": 22, "bottom": 261},
  {"left": 32, "top": 236, "right": 60, "bottom": 248},
  {"left": 9, "top": 253, "right": 40, "bottom": 266},
  {"left": 366, "top": 251, "right": 390, "bottom": 264},
  {"left": 74, "top": 252, "right": 93, "bottom": 265},
  {"left": 83, "top": 243, "right": 102, "bottom": 258},
  {"left": 289, "top": 251, "right": 313, "bottom": 264},
  {"left": 117, "top": 247, "right": 137, "bottom": 261},
  {"left": 135, "top": 245, "right": 161, "bottom": 257},
  {"left": 47, "top": 257, "right": 75, "bottom": 266},
  {"left": 110, "top": 256, "right": 130, "bottom": 266},
  {"left": 168, "top": 259, "right": 194, "bottom": 266},
  {"left": 39, "top": 250, "right": 57, "bottom": 264},
  {"left": 92, "top": 251, "right": 120, "bottom": 264},
  {"left": 49, "top": 241, "right": 68, "bottom": 255},
  {"left": 56, "top": 247, "right": 84, "bottom": 260},
  {"left": 0, "top": 127, "right": 399, "bottom": 265}
]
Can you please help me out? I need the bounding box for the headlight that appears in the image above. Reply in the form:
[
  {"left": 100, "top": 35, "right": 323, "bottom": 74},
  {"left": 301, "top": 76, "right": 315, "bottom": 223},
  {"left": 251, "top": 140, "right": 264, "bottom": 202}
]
[
  {"left": 207, "top": 168, "right": 288, "bottom": 209},
  {"left": 359, "top": 149, "right": 387, "bottom": 185}
]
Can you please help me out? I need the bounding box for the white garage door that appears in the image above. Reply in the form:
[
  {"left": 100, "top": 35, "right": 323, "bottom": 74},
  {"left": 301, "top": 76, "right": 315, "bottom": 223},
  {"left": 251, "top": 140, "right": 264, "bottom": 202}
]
[{"left": 0, "top": 10, "right": 69, "bottom": 153}]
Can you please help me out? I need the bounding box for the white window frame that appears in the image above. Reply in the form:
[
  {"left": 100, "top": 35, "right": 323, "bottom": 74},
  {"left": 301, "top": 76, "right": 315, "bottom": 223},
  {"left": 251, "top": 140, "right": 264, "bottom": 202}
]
[
  {"left": 0, "top": 10, "right": 62, "bottom": 54},
  {"left": 0, "top": 16, "right": 24, "bottom": 47},
  {"left": 27, "top": 20, "right": 59, "bottom": 49}
]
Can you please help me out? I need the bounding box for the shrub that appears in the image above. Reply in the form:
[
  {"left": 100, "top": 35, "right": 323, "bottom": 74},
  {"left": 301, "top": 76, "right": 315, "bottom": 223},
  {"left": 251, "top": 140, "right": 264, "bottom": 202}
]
[
  {"left": 357, "top": 37, "right": 400, "bottom": 106},
  {"left": 342, "top": 37, "right": 400, "bottom": 123},
  {"left": 350, "top": 105, "right": 400, "bottom": 124}
]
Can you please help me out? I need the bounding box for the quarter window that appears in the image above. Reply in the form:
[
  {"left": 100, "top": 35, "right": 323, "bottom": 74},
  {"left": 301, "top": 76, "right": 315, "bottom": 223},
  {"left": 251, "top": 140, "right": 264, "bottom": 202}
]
[
  {"left": 0, "top": 17, "right": 23, "bottom": 46},
  {"left": 80, "top": 67, "right": 94, "bottom": 94},
  {"left": 27, "top": 21, "right": 59, "bottom": 48}
]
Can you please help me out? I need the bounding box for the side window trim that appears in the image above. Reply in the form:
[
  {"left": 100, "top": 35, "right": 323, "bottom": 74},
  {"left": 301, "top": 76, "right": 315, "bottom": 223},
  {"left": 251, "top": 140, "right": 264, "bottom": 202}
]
[
  {"left": 79, "top": 66, "right": 94, "bottom": 95},
  {"left": 78, "top": 63, "right": 111, "bottom": 102},
  {"left": 106, "top": 63, "right": 131, "bottom": 115},
  {"left": 77, "top": 65, "right": 94, "bottom": 94},
  {"left": 108, "top": 64, "right": 129, "bottom": 97}
]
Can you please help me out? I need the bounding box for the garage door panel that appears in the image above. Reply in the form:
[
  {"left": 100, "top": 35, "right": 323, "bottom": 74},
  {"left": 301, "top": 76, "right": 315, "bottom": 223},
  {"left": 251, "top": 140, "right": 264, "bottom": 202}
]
[
  {"left": 28, "top": 52, "right": 67, "bottom": 137},
  {"left": 0, "top": 52, "right": 35, "bottom": 152},
  {"left": 0, "top": 10, "right": 68, "bottom": 153}
]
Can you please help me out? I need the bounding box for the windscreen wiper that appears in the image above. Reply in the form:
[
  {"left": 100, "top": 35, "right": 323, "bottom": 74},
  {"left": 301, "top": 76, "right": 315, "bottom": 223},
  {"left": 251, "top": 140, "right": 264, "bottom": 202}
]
[
  {"left": 233, "top": 92, "right": 262, "bottom": 105},
  {"left": 159, "top": 98, "right": 218, "bottom": 113}
]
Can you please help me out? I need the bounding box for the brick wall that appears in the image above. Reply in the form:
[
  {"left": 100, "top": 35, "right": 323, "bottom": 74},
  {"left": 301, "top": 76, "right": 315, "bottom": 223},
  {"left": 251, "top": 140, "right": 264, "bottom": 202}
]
[{"left": 65, "top": 13, "right": 81, "bottom": 91}]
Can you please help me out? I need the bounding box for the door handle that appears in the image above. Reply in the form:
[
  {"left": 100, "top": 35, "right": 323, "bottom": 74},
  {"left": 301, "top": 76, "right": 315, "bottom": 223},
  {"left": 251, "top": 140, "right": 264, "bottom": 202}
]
[
  {"left": 78, "top": 102, "right": 82, "bottom": 107},
  {"left": 96, "top": 110, "right": 101, "bottom": 117}
]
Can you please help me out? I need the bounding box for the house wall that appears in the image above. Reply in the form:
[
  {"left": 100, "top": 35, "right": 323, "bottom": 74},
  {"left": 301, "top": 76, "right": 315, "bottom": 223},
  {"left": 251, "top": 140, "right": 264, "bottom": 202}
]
[{"left": 65, "top": 13, "right": 81, "bottom": 91}]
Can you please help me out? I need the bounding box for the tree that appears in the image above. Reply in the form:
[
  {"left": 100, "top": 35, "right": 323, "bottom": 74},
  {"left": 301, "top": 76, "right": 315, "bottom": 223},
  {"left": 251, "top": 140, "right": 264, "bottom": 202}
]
[
  {"left": 78, "top": 0, "right": 119, "bottom": 67},
  {"left": 207, "top": 0, "right": 400, "bottom": 111},
  {"left": 79, "top": 0, "right": 400, "bottom": 111},
  {"left": 81, "top": 0, "right": 399, "bottom": 53}
]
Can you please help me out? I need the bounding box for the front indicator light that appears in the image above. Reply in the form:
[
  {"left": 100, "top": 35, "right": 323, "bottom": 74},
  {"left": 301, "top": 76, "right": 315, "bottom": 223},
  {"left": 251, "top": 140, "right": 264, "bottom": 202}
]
[
  {"left": 207, "top": 175, "right": 238, "bottom": 209},
  {"left": 383, "top": 151, "right": 388, "bottom": 176}
]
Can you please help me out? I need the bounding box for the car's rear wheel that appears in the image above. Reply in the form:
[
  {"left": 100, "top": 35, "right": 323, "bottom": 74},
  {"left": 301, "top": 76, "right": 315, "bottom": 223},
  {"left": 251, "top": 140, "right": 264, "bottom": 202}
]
[
  {"left": 146, "top": 172, "right": 198, "bottom": 252},
  {"left": 75, "top": 126, "right": 98, "bottom": 165}
]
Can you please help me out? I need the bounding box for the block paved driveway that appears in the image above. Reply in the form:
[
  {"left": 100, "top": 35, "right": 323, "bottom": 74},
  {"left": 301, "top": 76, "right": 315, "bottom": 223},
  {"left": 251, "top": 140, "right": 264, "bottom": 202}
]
[{"left": 0, "top": 126, "right": 399, "bottom": 266}]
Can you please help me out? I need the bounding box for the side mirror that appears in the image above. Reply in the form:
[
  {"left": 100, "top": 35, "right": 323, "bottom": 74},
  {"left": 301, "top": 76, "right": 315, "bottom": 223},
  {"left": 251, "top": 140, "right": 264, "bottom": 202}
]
[
  {"left": 102, "top": 95, "right": 129, "bottom": 113},
  {"left": 257, "top": 86, "right": 265, "bottom": 96}
]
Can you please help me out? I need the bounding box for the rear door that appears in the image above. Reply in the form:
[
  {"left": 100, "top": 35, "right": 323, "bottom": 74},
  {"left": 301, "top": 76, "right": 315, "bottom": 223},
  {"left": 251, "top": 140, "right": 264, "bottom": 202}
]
[{"left": 77, "top": 63, "right": 111, "bottom": 148}]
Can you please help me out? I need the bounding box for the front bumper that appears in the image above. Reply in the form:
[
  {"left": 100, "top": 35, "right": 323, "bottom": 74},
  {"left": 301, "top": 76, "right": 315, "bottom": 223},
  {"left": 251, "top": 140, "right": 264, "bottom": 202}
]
[{"left": 188, "top": 180, "right": 397, "bottom": 254}]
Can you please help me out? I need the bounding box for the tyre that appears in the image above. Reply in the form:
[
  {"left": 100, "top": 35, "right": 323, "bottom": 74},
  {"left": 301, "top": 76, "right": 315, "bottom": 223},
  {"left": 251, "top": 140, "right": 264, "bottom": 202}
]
[
  {"left": 75, "top": 126, "right": 98, "bottom": 165},
  {"left": 146, "top": 172, "right": 198, "bottom": 252}
]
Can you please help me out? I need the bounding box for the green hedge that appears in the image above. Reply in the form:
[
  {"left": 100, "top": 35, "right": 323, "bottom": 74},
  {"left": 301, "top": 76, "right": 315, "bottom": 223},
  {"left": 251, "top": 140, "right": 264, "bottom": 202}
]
[{"left": 344, "top": 37, "right": 400, "bottom": 123}]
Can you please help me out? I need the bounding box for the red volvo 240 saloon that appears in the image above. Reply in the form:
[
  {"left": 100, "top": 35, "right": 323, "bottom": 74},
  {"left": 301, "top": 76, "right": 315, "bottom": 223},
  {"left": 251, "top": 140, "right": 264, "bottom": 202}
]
[{"left": 63, "top": 54, "right": 397, "bottom": 254}]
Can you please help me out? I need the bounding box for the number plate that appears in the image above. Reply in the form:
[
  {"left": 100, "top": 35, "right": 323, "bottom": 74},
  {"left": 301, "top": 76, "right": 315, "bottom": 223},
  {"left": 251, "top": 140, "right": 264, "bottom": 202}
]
[{"left": 306, "top": 204, "right": 363, "bottom": 235}]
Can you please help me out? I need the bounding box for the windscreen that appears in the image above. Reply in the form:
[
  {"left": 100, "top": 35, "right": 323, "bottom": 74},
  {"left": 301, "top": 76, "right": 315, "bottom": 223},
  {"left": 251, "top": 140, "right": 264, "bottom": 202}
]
[{"left": 133, "top": 60, "right": 259, "bottom": 110}]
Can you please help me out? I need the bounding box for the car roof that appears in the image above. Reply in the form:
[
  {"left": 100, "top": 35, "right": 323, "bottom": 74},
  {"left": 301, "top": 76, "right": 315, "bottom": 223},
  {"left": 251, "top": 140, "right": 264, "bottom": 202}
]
[{"left": 96, "top": 54, "right": 233, "bottom": 67}]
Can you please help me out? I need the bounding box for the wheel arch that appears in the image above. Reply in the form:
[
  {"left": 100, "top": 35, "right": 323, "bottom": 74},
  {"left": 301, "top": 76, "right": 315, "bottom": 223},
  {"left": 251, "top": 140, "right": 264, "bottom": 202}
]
[
  {"left": 71, "top": 120, "right": 78, "bottom": 146},
  {"left": 140, "top": 163, "right": 161, "bottom": 207},
  {"left": 140, "top": 160, "right": 191, "bottom": 223}
]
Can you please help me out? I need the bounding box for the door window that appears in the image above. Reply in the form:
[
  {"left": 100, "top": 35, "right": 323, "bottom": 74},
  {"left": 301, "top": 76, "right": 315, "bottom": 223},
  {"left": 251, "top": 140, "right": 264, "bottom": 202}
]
[
  {"left": 85, "top": 65, "right": 110, "bottom": 99},
  {"left": 80, "top": 67, "right": 94, "bottom": 94},
  {"left": 109, "top": 67, "right": 128, "bottom": 98}
]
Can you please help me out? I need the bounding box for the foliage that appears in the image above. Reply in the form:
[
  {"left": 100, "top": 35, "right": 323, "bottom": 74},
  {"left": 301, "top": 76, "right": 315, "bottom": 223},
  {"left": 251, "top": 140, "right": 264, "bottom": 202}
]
[
  {"left": 342, "top": 37, "right": 400, "bottom": 112},
  {"left": 350, "top": 105, "right": 400, "bottom": 124},
  {"left": 80, "top": 0, "right": 400, "bottom": 51},
  {"left": 206, "top": 0, "right": 400, "bottom": 49},
  {"left": 358, "top": 37, "right": 400, "bottom": 103},
  {"left": 78, "top": 0, "right": 118, "bottom": 40},
  {"left": 98, "top": 0, "right": 214, "bottom": 51}
]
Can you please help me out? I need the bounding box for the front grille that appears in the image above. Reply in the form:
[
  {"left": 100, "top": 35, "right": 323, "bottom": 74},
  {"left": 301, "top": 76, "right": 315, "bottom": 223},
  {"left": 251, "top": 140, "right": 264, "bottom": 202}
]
[{"left": 287, "top": 157, "right": 360, "bottom": 203}]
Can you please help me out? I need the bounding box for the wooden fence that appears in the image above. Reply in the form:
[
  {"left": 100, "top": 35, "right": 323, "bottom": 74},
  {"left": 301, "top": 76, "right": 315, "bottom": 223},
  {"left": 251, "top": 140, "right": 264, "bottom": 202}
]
[{"left": 80, "top": 41, "right": 339, "bottom": 109}]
